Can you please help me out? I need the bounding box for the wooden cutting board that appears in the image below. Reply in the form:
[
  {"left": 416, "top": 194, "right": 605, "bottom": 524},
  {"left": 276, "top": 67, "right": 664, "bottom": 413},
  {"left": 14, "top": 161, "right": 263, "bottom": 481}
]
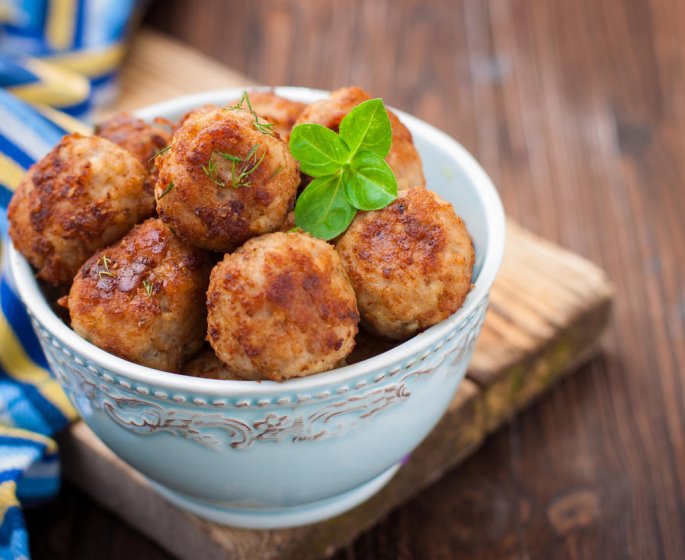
[{"left": 58, "top": 29, "right": 613, "bottom": 560}]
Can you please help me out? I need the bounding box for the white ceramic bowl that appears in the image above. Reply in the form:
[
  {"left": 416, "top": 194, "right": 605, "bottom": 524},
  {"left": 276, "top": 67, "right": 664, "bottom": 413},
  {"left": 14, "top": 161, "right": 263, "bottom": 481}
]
[{"left": 9, "top": 87, "right": 505, "bottom": 528}]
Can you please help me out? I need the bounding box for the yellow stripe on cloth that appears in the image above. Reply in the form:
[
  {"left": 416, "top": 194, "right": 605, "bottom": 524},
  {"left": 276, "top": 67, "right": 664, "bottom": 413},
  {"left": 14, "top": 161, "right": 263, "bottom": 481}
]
[
  {"left": 0, "top": 154, "right": 25, "bottom": 191},
  {"left": 0, "top": 481, "right": 19, "bottom": 523},
  {"left": 0, "top": 426, "right": 57, "bottom": 454},
  {"left": 0, "top": 314, "right": 77, "bottom": 422},
  {"left": 45, "top": 43, "right": 127, "bottom": 78},
  {"left": 46, "top": 0, "right": 77, "bottom": 51},
  {"left": 8, "top": 58, "right": 89, "bottom": 109},
  {"left": 33, "top": 104, "right": 92, "bottom": 135}
]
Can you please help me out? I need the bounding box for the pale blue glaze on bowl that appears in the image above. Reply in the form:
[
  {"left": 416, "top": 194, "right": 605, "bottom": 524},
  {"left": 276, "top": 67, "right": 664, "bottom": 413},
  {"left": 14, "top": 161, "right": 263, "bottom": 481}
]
[{"left": 9, "top": 87, "right": 505, "bottom": 528}]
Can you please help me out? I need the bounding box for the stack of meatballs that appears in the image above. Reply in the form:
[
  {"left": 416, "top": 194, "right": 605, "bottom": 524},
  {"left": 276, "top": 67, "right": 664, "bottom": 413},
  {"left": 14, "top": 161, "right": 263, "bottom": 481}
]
[{"left": 8, "top": 87, "right": 475, "bottom": 382}]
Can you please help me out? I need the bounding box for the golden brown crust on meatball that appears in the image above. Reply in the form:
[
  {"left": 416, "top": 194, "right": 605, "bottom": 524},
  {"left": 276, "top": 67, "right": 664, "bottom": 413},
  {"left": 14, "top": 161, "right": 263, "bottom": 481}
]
[
  {"left": 207, "top": 232, "right": 360, "bottom": 381},
  {"left": 294, "top": 86, "right": 425, "bottom": 191},
  {"left": 8, "top": 134, "right": 153, "bottom": 286},
  {"left": 182, "top": 346, "right": 245, "bottom": 380},
  {"left": 95, "top": 112, "right": 171, "bottom": 172},
  {"left": 229, "top": 91, "right": 307, "bottom": 140},
  {"left": 156, "top": 107, "right": 300, "bottom": 252},
  {"left": 95, "top": 112, "right": 172, "bottom": 192},
  {"left": 66, "top": 218, "right": 212, "bottom": 372},
  {"left": 336, "top": 187, "right": 475, "bottom": 340}
]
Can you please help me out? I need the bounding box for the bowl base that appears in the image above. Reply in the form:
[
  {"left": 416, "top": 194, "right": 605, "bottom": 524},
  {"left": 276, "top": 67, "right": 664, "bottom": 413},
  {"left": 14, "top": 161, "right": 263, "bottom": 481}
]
[{"left": 148, "top": 463, "right": 401, "bottom": 529}]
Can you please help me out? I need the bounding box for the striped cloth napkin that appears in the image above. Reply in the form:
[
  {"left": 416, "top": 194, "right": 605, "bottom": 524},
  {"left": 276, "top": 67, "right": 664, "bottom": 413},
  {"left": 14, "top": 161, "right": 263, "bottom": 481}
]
[{"left": 0, "top": 2, "right": 141, "bottom": 557}]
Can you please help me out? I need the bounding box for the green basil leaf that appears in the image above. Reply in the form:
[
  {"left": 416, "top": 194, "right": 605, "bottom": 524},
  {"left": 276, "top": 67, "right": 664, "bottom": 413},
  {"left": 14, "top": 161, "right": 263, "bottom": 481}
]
[
  {"left": 339, "top": 98, "right": 392, "bottom": 158},
  {"left": 294, "top": 174, "right": 357, "bottom": 240},
  {"left": 343, "top": 150, "right": 398, "bottom": 211},
  {"left": 289, "top": 124, "right": 350, "bottom": 177}
]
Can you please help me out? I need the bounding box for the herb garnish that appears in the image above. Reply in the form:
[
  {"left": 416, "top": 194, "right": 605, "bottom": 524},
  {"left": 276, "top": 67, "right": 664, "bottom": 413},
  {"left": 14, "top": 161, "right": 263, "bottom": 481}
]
[
  {"left": 147, "top": 145, "right": 171, "bottom": 164},
  {"left": 142, "top": 279, "right": 154, "bottom": 297},
  {"left": 97, "top": 255, "right": 113, "bottom": 278},
  {"left": 158, "top": 181, "right": 175, "bottom": 199},
  {"left": 216, "top": 152, "right": 242, "bottom": 163},
  {"left": 203, "top": 144, "right": 266, "bottom": 189},
  {"left": 269, "top": 164, "right": 283, "bottom": 180},
  {"left": 229, "top": 91, "right": 275, "bottom": 136},
  {"left": 289, "top": 98, "right": 398, "bottom": 240},
  {"left": 202, "top": 159, "right": 224, "bottom": 187}
]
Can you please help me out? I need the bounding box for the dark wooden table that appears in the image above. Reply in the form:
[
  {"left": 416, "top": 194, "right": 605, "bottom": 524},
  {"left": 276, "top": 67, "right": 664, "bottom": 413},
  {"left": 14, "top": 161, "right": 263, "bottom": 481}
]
[{"left": 26, "top": 0, "right": 685, "bottom": 558}]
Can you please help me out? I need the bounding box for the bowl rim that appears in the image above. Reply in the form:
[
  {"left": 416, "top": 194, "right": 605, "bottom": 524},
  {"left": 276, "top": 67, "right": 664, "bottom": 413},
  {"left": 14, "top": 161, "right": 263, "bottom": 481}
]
[{"left": 9, "top": 86, "right": 506, "bottom": 397}]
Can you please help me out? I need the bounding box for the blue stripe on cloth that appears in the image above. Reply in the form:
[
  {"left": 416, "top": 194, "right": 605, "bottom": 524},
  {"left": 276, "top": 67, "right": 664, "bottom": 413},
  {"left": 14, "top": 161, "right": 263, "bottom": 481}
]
[
  {"left": 58, "top": 96, "right": 90, "bottom": 118},
  {"left": 0, "top": 506, "right": 29, "bottom": 560},
  {"left": 90, "top": 70, "right": 118, "bottom": 88},
  {"left": 0, "top": 383, "right": 51, "bottom": 436},
  {"left": 0, "top": 280, "right": 48, "bottom": 370},
  {"left": 9, "top": 382, "right": 69, "bottom": 436},
  {"left": 3, "top": 0, "right": 48, "bottom": 43},
  {"left": 0, "top": 190, "right": 11, "bottom": 211},
  {"left": 0, "top": 89, "right": 67, "bottom": 159},
  {"left": 81, "top": 0, "right": 139, "bottom": 46},
  {"left": 73, "top": 0, "right": 86, "bottom": 50},
  {"left": 0, "top": 136, "right": 34, "bottom": 172},
  {"left": 0, "top": 441, "right": 45, "bottom": 457},
  {"left": 17, "top": 451, "right": 61, "bottom": 505},
  {"left": 0, "top": 62, "right": 38, "bottom": 89},
  {"left": 0, "top": 472, "right": 23, "bottom": 487},
  {"left": 16, "top": 478, "right": 59, "bottom": 505}
]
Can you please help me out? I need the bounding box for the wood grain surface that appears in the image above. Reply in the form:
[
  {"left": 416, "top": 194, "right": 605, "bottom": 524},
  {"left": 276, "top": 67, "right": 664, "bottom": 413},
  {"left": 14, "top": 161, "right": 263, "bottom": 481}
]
[{"left": 24, "top": 0, "right": 685, "bottom": 558}]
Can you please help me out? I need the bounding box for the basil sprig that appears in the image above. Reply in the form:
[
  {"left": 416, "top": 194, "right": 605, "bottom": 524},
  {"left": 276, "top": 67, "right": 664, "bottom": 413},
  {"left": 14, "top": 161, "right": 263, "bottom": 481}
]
[{"left": 289, "top": 98, "right": 398, "bottom": 240}]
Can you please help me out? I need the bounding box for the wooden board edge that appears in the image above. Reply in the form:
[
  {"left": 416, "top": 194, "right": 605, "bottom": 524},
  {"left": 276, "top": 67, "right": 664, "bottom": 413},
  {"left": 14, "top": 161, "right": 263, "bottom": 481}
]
[{"left": 476, "top": 296, "right": 612, "bottom": 432}]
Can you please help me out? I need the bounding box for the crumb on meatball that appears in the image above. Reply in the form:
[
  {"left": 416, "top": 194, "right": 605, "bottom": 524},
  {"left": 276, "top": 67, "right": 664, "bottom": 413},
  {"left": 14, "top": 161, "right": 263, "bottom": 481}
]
[
  {"left": 207, "top": 231, "right": 360, "bottom": 381},
  {"left": 65, "top": 218, "right": 213, "bottom": 372},
  {"left": 182, "top": 346, "right": 245, "bottom": 380},
  {"left": 295, "top": 86, "right": 425, "bottom": 191},
  {"left": 156, "top": 107, "right": 301, "bottom": 252},
  {"left": 8, "top": 133, "right": 153, "bottom": 286},
  {"left": 336, "top": 187, "right": 475, "bottom": 340},
  {"left": 228, "top": 91, "right": 307, "bottom": 140}
]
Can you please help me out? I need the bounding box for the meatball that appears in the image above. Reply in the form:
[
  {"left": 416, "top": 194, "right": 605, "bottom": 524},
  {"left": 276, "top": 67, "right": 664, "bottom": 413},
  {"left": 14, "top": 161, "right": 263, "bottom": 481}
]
[
  {"left": 294, "top": 86, "right": 425, "bottom": 191},
  {"left": 207, "top": 231, "right": 360, "bottom": 381},
  {"left": 182, "top": 346, "right": 244, "bottom": 380},
  {"left": 156, "top": 107, "right": 300, "bottom": 252},
  {"left": 229, "top": 91, "right": 307, "bottom": 140},
  {"left": 8, "top": 133, "right": 153, "bottom": 285},
  {"left": 65, "top": 218, "right": 212, "bottom": 372},
  {"left": 335, "top": 187, "right": 475, "bottom": 340},
  {"left": 95, "top": 112, "right": 171, "bottom": 173},
  {"left": 176, "top": 104, "right": 217, "bottom": 129}
]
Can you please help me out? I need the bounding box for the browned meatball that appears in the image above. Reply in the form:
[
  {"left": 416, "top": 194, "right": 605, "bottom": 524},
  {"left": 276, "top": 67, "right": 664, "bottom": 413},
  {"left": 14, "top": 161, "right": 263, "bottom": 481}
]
[
  {"left": 156, "top": 107, "right": 300, "bottom": 252},
  {"left": 176, "top": 104, "right": 217, "bottom": 129},
  {"left": 8, "top": 134, "right": 153, "bottom": 286},
  {"left": 182, "top": 346, "right": 244, "bottom": 380},
  {"left": 294, "top": 86, "right": 425, "bottom": 191},
  {"left": 207, "top": 231, "right": 360, "bottom": 381},
  {"left": 336, "top": 187, "right": 475, "bottom": 340},
  {"left": 66, "top": 218, "right": 212, "bottom": 372},
  {"left": 95, "top": 112, "right": 171, "bottom": 173},
  {"left": 228, "top": 91, "right": 307, "bottom": 140}
]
